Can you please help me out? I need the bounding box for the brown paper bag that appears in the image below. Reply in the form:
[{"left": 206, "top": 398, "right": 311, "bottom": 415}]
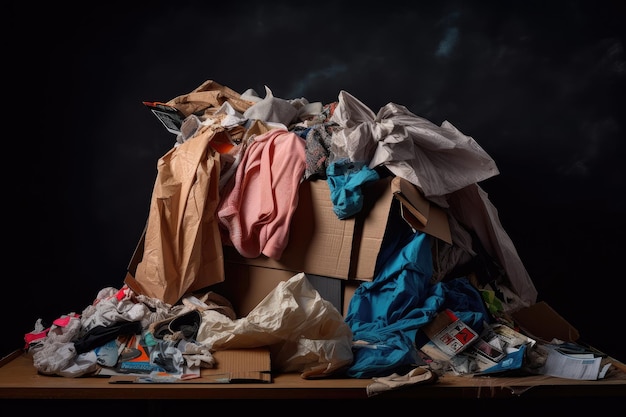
[{"left": 128, "top": 125, "right": 226, "bottom": 305}]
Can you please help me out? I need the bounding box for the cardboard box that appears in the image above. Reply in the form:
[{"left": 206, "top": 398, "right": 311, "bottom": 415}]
[
  {"left": 224, "top": 176, "right": 451, "bottom": 281},
  {"left": 222, "top": 179, "right": 355, "bottom": 278},
  {"left": 124, "top": 229, "right": 345, "bottom": 319},
  {"left": 215, "top": 175, "right": 451, "bottom": 319},
  {"left": 125, "top": 176, "right": 452, "bottom": 287},
  {"left": 215, "top": 264, "right": 344, "bottom": 317},
  {"left": 125, "top": 175, "right": 451, "bottom": 318}
]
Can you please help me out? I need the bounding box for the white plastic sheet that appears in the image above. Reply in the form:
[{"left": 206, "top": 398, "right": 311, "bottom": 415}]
[{"left": 196, "top": 273, "right": 354, "bottom": 378}]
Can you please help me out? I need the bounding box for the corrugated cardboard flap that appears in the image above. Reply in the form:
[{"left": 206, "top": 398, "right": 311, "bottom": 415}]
[
  {"left": 391, "top": 176, "right": 452, "bottom": 244},
  {"left": 512, "top": 301, "right": 580, "bottom": 343},
  {"left": 207, "top": 348, "right": 272, "bottom": 383}
]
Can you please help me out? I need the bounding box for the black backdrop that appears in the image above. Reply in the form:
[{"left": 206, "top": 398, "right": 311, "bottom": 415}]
[{"left": 6, "top": 1, "right": 625, "bottom": 363}]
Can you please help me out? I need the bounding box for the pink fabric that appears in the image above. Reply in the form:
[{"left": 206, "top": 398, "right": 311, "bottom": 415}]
[
  {"left": 52, "top": 313, "right": 81, "bottom": 327},
  {"left": 218, "top": 128, "right": 306, "bottom": 259}
]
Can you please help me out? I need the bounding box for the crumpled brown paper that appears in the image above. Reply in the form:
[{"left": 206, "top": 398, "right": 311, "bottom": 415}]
[
  {"left": 167, "top": 79, "right": 254, "bottom": 118},
  {"left": 126, "top": 80, "right": 258, "bottom": 305},
  {"left": 126, "top": 125, "right": 226, "bottom": 305}
]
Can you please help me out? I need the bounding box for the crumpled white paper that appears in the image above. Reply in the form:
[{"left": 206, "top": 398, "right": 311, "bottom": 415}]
[
  {"left": 366, "top": 366, "right": 437, "bottom": 397},
  {"left": 196, "top": 272, "right": 354, "bottom": 378}
]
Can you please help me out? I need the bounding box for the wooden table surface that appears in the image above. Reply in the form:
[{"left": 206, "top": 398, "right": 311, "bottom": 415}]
[{"left": 1, "top": 350, "right": 625, "bottom": 400}]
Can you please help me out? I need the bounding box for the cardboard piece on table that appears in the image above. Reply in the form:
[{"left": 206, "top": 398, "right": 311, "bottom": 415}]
[
  {"left": 512, "top": 301, "right": 580, "bottom": 343},
  {"left": 108, "top": 347, "right": 272, "bottom": 384}
]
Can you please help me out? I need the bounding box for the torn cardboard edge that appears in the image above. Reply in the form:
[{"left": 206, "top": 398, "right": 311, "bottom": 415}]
[{"left": 108, "top": 348, "right": 272, "bottom": 384}]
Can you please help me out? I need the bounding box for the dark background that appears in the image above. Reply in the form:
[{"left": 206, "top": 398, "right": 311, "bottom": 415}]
[{"left": 6, "top": 1, "right": 625, "bottom": 365}]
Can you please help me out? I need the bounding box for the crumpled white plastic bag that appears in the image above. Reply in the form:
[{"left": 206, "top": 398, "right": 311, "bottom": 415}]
[{"left": 196, "top": 272, "right": 354, "bottom": 378}]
